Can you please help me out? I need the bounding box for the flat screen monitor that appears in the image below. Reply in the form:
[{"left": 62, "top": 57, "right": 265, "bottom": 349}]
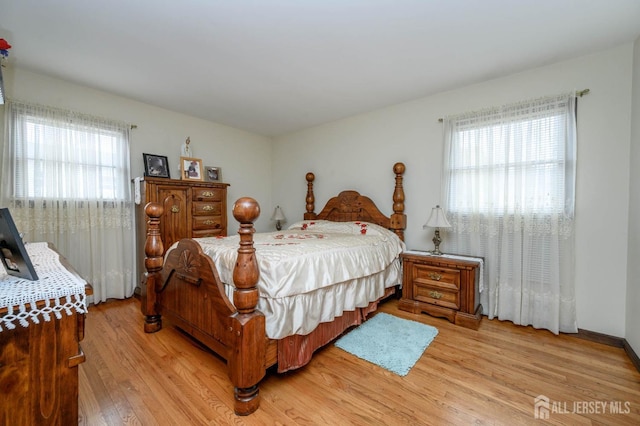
[{"left": 0, "top": 208, "right": 38, "bottom": 280}]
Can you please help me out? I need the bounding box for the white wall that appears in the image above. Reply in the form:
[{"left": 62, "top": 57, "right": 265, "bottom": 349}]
[
  {"left": 0, "top": 67, "right": 274, "bottom": 231},
  {"left": 273, "top": 44, "right": 635, "bottom": 337},
  {"left": 1, "top": 46, "right": 635, "bottom": 339},
  {"left": 626, "top": 37, "right": 640, "bottom": 353}
]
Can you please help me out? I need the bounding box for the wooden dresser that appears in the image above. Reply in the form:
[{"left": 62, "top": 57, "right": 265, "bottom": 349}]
[
  {"left": 398, "top": 251, "right": 483, "bottom": 329},
  {"left": 135, "top": 177, "right": 229, "bottom": 284},
  {"left": 0, "top": 244, "right": 90, "bottom": 425}
]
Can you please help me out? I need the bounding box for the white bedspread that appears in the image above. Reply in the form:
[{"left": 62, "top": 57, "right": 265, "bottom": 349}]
[{"left": 192, "top": 220, "right": 406, "bottom": 339}]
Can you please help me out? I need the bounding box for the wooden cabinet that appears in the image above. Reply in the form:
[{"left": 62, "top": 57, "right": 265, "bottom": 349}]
[
  {"left": 135, "top": 177, "right": 229, "bottom": 284},
  {"left": 0, "top": 246, "right": 90, "bottom": 425},
  {"left": 398, "top": 251, "right": 483, "bottom": 329},
  {"left": 0, "top": 310, "right": 87, "bottom": 425}
]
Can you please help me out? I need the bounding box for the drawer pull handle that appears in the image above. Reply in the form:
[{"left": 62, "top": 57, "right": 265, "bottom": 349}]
[
  {"left": 429, "top": 290, "right": 442, "bottom": 299},
  {"left": 171, "top": 205, "right": 180, "bottom": 213},
  {"left": 203, "top": 220, "right": 216, "bottom": 225},
  {"left": 201, "top": 205, "right": 214, "bottom": 211},
  {"left": 201, "top": 191, "right": 215, "bottom": 198},
  {"left": 428, "top": 272, "right": 442, "bottom": 281}
]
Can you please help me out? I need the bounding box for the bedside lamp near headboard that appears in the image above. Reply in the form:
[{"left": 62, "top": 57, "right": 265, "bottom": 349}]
[{"left": 423, "top": 205, "right": 451, "bottom": 255}]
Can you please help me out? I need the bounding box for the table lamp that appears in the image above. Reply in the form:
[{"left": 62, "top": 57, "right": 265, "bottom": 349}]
[
  {"left": 423, "top": 205, "right": 451, "bottom": 255},
  {"left": 271, "top": 206, "right": 286, "bottom": 231}
]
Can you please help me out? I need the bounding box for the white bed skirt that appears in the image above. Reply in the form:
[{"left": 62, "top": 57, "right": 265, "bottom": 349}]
[{"left": 224, "top": 259, "right": 402, "bottom": 339}]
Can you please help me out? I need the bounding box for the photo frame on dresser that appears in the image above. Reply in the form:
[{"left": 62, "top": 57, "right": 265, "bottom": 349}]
[
  {"left": 0, "top": 208, "right": 39, "bottom": 280},
  {"left": 204, "top": 166, "right": 222, "bottom": 182},
  {"left": 143, "top": 153, "right": 170, "bottom": 178},
  {"left": 180, "top": 157, "right": 204, "bottom": 181}
]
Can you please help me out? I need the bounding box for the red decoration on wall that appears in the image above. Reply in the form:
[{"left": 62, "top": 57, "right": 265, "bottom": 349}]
[{"left": 0, "top": 38, "right": 11, "bottom": 58}]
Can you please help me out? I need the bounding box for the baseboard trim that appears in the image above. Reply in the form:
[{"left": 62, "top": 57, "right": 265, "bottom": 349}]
[
  {"left": 623, "top": 340, "right": 640, "bottom": 373},
  {"left": 576, "top": 328, "right": 624, "bottom": 348},
  {"left": 576, "top": 328, "right": 640, "bottom": 373}
]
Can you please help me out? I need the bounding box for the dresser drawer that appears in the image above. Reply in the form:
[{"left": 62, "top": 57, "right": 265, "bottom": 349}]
[
  {"left": 192, "top": 188, "right": 224, "bottom": 202},
  {"left": 193, "top": 215, "right": 224, "bottom": 230},
  {"left": 192, "top": 201, "right": 222, "bottom": 216},
  {"left": 192, "top": 229, "right": 225, "bottom": 238}
]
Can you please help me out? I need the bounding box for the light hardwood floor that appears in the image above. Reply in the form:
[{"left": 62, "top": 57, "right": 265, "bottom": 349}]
[{"left": 79, "top": 298, "right": 640, "bottom": 425}]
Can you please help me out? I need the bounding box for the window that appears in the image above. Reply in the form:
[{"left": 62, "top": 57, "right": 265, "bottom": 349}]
[
  {"left": 441, "top": 93, "right": 577, "bottom": 334},
  {"left": 15, "top": 117, "right": 124, "bottom": 200},
  {"left": 1, "top": 99, "right": 135, "bottom": 303},
  {"left": 445, "top": 94, "right": 576, "bottom": 217},
  {"left": 8, "top": 102, "right": 129, "bottom": 201}
]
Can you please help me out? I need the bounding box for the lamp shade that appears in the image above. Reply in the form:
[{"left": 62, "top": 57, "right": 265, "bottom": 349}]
[
  {"left": 423, "top": 205, "right": 451, "bottom": 229},
  {"left": 271, "top": 206, "right": 286, "bottom": 222}
]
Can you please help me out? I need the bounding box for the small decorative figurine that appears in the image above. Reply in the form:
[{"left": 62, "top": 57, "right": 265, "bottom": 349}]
[{"left": 181, "top": 136, "right": 192, "bottom": 157}]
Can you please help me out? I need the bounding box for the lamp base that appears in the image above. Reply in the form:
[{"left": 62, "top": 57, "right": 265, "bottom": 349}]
[{"left": 431, "top": 228, "right": 444, "bottom": 255}]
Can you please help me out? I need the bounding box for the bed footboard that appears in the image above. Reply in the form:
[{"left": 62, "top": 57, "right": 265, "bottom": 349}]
[{"left": 141, "top": 197, "right": 266, "bottom": 416}]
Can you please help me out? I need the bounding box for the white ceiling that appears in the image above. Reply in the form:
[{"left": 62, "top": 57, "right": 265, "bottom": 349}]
[{"left": 2, "top": 0, "right": 640, "bottom": 136}]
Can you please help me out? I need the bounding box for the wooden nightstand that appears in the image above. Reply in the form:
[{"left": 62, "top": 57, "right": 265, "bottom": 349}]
[{"left": 398, "top": 251, "right": 483, "bottom": 329}]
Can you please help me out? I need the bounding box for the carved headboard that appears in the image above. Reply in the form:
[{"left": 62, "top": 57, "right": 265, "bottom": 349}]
[{"left": 303, "top": 162, "right": 406, "bottom": 241}]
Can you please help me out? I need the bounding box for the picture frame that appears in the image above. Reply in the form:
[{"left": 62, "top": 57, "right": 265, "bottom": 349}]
[
  {"left": 143, "top": 153, "right": 170, "bottom": 178},
  {"left": 0, "top": 208, "right": 39, "bottom": 280},
  {"left": 204, "top": 166, "right": 222, "bottom": 182},
  {"left": 180, "top": 157, "right": 204, "bottom": 181}
]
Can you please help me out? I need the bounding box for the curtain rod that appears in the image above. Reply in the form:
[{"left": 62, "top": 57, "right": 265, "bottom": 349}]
[{"left": 437, "top": 89, "right": 590, "bottom": 122}]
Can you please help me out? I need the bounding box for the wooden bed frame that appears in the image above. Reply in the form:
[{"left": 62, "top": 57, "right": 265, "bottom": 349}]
[{"left": 141, "top": 162, "right": 406, "bottom": 415}]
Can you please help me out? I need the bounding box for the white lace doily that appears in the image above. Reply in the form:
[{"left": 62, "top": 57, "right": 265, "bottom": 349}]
[{"left": 0, "top": 242, "right": 88, "bottom": 332}]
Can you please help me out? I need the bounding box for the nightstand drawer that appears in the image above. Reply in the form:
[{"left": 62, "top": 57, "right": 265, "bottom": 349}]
[
  {"left": 193, "top": 215, "right": 224, "bottom": 230},
  {"left": 192, "top": 201, "right": 222, "bottom": 216},
  {"left": 413, "top": 264, "right": 460, "bottom": 309},
  {"left": 414, "top": 283, "right": 459, "bottom": 309},
  {"left": 413, "top": 264, "right": 460, "bottom": 290}
]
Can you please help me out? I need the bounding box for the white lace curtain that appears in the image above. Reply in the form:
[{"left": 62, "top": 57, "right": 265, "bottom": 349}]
[
  {"left": 1, "top": 99, "right": 135, "bottom": 303},
  {"left": 442, "top": 93, "right": 577, "bottom": 334}
]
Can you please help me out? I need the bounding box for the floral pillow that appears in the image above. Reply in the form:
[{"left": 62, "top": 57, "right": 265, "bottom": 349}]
[{"left": 287, "top": 220, "right": 388, "bottom": 236}]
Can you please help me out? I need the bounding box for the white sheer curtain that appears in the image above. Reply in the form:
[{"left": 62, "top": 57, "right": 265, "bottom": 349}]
[
  {"left": 442, "top": 93, "right": 577, "bottom": 334},
  {"left": 1, "top": 99, "right": 135, "bottom": 303}
]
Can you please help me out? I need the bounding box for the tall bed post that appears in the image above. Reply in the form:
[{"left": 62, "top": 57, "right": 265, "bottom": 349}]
[
  {"left": 228, "top": 197, "right": 266, "bottom": 416},
  {"left": 142, "top": 202, "right": 164, "bottom": 333},
  {"left": 304, "top": 172, "right": 316, "bottom": 220},
  {"left": 390, "top": 162, "right": 407, "bottom": 241}
]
